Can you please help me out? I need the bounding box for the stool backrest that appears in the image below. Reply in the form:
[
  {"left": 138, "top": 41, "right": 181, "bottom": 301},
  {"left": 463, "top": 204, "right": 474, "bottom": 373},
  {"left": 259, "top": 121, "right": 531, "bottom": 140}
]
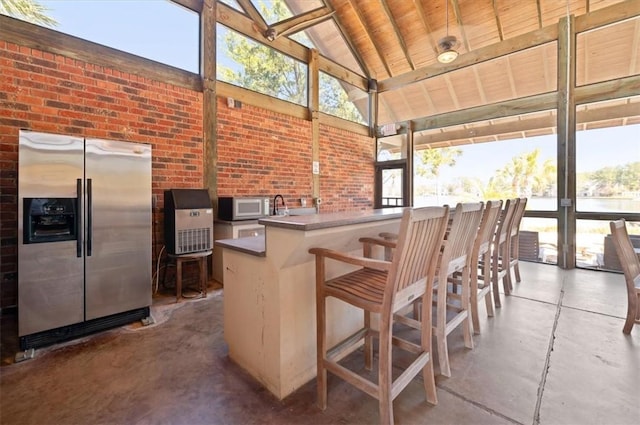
[{"left": 387, "top": 206, "right": 450, "bottom": 312}]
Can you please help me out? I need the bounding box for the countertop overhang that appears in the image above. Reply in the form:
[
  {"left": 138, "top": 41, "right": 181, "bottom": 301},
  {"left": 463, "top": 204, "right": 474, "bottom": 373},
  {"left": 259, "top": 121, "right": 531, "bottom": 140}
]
[
  {"left": 215, "top": 207, "right": 407, "bottom": 257},
  {"left": 257, "top": 207, "right": 407, "bottom": 231}
]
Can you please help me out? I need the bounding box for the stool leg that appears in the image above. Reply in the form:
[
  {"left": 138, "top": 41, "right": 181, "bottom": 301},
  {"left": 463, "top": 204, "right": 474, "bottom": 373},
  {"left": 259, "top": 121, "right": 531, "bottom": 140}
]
[
  {"left": 176, "top": 258, "right": 183, "bottom": 303},
  {"left": 201, "top": 257, "right": 207, "bottom": 298}
]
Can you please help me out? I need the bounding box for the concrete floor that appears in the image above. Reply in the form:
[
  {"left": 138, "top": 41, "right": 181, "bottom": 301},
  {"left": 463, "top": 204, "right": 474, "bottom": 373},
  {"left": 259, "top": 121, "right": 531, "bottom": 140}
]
[{"left": 1, "top": 262, "right": 638, "bottom": 424}]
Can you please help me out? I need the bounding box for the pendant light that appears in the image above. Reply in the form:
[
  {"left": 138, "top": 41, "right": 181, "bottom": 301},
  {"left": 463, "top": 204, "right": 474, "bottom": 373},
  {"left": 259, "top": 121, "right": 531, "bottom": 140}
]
[{"left": 437, "top": 0, "right": 459, "bottom": 64}]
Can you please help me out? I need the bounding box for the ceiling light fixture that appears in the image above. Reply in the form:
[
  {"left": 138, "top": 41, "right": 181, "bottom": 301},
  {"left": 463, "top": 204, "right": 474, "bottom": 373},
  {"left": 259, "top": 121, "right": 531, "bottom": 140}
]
[{"left": 437, "top": 1, "right": 459, "bottom": 64}]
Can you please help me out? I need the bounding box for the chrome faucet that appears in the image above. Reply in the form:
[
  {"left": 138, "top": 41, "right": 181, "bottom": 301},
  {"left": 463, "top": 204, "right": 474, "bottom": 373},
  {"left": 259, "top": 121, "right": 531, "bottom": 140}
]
[{"left": 273, "top": 194, "right": 285, "bottom": 216}]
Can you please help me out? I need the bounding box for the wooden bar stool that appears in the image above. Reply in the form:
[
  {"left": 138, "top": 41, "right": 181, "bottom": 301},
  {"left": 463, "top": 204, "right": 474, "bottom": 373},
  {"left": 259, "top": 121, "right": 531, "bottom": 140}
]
[{"left": 168, "top": 250, "right": 212, "bottom": 302}]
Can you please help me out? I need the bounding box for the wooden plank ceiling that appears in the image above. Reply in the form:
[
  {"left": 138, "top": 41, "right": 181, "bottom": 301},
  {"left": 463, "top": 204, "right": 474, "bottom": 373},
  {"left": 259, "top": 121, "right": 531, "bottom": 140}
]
[{"left": 238, "top": 0, "right": 639, "bottom": 145}]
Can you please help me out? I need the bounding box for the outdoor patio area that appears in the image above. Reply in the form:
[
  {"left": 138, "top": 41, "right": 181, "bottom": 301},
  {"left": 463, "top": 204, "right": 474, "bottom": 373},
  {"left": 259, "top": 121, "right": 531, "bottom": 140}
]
[{"left": 0, "top": 261, "right": 638, "bottom": 424}]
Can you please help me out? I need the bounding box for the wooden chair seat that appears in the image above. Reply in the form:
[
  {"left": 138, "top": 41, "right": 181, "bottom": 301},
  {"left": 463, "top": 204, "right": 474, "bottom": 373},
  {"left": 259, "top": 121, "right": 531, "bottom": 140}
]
[
  {"left": 324, "top": 268, "right": 387, "bottom": 311},
  {"left": 309, "top": 206, "right": 450, "bottom": 425}
]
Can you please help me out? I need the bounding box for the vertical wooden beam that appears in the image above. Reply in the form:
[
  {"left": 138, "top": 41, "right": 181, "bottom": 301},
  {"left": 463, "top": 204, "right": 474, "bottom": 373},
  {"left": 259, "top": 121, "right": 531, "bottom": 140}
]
[
  {"left": 369, "top": 79, "right": 379, "bottom": 138},
  {"left": 309, "top": 49, "right": 320, "bottom": 200},
  {"left": 406, "top": 120, "right": 414, "bottom": 206},
  {"left": 557, "top": 15, "right": 576, "bottom": 269},
  {"left": 202, "top": 0, "right": 217, "bottom": 206}
]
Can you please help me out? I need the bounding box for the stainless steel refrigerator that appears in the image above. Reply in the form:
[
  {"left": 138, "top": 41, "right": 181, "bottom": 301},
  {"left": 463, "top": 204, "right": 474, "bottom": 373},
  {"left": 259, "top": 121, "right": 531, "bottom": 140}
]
[{"left": 18, "top": 130, "right": 152, "bottom": 349}]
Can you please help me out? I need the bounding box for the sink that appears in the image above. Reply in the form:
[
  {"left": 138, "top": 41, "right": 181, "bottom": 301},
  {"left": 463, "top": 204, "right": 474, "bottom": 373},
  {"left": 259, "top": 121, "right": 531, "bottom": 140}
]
[{"left": 284, "top": 207, "right": 317, "bottom": 216}]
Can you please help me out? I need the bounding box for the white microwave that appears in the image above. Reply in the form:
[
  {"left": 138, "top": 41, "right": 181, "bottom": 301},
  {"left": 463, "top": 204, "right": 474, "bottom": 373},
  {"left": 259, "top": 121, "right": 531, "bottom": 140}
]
[{"left": 218, "top": 197, "right": 270, "bottom": 221}]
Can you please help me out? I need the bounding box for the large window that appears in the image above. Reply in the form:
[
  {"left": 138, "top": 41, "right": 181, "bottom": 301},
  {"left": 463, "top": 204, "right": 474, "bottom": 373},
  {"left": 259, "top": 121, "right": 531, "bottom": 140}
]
[
  {"left": 217, "top": 24, "right": 308, "bottom": 106},
  {"left": 412, "top": 112, "right": 558, "bottom": 210},
  {"left": 319, "top": 73, "right": 366, "bottom": 124},
  {"left": 575, "top": 96, "right": 640, "bottom": 270},
  {"left": 9, "top": 0, "right": 200, "bottom": 73}
]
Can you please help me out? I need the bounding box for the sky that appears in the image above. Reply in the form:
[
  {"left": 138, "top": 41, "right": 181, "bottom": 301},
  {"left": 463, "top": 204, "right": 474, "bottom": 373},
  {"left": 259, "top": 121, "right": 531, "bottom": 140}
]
[
  {"left": 438, "top": 124, "right": 640, "bottom": 183},
  {"left": 39, "top": 0, "right": 200, "bottom": 72},
  {"left": 30, "top": 0, "right": 640, "bottom": 177}
]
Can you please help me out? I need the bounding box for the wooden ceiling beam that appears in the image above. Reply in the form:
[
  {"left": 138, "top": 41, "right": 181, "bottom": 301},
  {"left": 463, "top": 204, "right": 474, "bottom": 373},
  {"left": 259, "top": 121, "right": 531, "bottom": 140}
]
[
  {"left": 217, "top": 2, "right": 307, "bottom": 61},
  {"left": 412, "top": 0, "right": 439, "bottom": 56},
  {"left": 450, "top": 0, "right": 470, "bottom": 52},
  {"left": 379, "top": 0, "right": 416, "bottom": 70},
  {"left": 492, "top": 0, "right": 505, "bottom": 41},
  {"left": 269, "top": 7, "right": 335, "bottom": 39},
  {"left": 629, "top": 19, "right": 640, "bottom": 76},
  {"left": 325, "top": 1, "right": 372, "bottom": 78},
  {"left": 345, "top": 0, "right": 394, "bottom": 78},
  {"left": 444, "top": 74, "right": 460, "bottom": 110},
  {"left": 412, "top": 91, "right": 557, "bottom": 133},
  {"left": 218, "top": 2, "right": 368, "bottom": 87},
  {"left": 575, "top": 74, "right": 640, "bottom": 104},
  {"left": 318, "top": 55, "right": 368, "bottom": 90},
  {"left": 505, "top": 56, "right": 518, "bottom": 98},
  {"left": 379, "top": 24, "right": 558, "bottom": 93},
  {"left": 575, "top": 0, "right": 640, "bottom": 32},
  {"left": 472, "top": 67, "right": 488, "bottom": 104},
  {"left": 415, "top": 115, "right": 557, "bottom": 147},
  {"left": 536, "top": 0, "right": 543, "bottom": 29},
  {"left": 415, "top": 102, "right": 640, "bottom": 147},
  {"left": 169, "top": 0, "right": 203, "bottom": 13},
  {"left": 235, "top": 0, "right": 268, "bottom": 31},
  {"left": 419, "top": 84, "right": 437, "bottom": 115}
]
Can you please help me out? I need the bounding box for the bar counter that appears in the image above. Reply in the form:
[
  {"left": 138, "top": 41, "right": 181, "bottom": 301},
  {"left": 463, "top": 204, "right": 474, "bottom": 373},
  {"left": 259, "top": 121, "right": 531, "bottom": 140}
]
[{"left": 216, "top": 208, "right": 405, "bottom": 399}]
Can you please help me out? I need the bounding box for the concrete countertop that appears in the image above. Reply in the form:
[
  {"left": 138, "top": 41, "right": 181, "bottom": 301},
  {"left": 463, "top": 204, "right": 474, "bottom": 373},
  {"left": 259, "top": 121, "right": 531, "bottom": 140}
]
[
  {"left": 258, "top": 207, "right": 407, "bottom": 231},
  {"left": 215, "top": 207, "right": 407, "bottom": 257},
  {"left": 215, "top": 236, "right": 265, "bottom": 257}
]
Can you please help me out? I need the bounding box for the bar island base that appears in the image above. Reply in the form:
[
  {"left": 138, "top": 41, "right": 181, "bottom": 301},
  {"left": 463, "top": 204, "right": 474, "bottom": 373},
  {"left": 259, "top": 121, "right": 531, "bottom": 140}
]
[{"left": 217, "top": 209, "right": 405, "bottom": 399}]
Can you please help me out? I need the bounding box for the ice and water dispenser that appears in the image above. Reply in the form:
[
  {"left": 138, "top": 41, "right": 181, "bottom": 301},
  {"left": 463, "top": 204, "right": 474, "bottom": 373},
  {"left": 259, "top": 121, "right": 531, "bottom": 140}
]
[{"left": 23, "top": 198, "right": 77, "bottom": 244}]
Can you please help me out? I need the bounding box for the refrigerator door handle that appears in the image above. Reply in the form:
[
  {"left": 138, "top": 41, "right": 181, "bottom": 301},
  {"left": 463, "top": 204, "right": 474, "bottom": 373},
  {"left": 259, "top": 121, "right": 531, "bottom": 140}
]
[
  {"left": 76, "top": 178, "right": 82, "bottom": 258},
  {"left": 87, "top": 178, "right": 92, "bottom": 257}
]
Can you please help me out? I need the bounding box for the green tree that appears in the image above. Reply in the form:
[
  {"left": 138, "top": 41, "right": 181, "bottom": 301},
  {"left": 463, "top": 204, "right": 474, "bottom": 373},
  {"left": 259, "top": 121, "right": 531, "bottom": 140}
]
[
  {"left": 590, "top": 166, "right": 619, "bottom": 195},
  {"left": 319, "top": 73, "right": 364, "bottom": 123},
  {"left": 0, "top": 0, "right": 57, "bottom": 27},
  {"left": 588, "top": 161, "right": 640, "bottom": 195},
  {"left": 493, "top": 148, "right": 555, "bottom": 197},
  {"left": 218, "top": 0, "right": 363, "bottom": 121},
  {"left": 220, "top": 30, "right": 307, "bottom": 104},
  {"left": 620, "top": 162, "right": 640, "bottom": 191},
  {"left": 415, "top": 147, "right": 462, "bottom": 201},
  {"left": 533, "top": 158, "right": 557, "bottom": 196}
]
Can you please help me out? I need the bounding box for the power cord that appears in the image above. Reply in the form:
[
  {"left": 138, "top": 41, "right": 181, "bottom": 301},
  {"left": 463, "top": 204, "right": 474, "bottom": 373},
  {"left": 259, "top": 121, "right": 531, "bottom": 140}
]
[{"left": 152, "top": 245, "right": 166, "bottom": 294}]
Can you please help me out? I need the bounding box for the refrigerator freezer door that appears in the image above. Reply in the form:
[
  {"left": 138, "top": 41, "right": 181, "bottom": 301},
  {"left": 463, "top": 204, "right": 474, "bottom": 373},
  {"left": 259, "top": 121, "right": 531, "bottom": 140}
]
[
  {"left": 18, "top": 130, "right": 85, "bottom": 336},
  {"left": 84, "top": 139, "right": 152, "bottom": 320}
]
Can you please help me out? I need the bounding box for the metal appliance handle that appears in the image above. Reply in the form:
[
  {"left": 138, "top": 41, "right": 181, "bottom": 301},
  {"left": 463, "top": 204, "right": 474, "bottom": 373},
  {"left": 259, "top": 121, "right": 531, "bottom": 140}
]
[
  {"left": 76, "top": 178, "right": 82, "bottom": 257},
  {"left": 87, "top": 178, "right": 92, "bottom": 256}
]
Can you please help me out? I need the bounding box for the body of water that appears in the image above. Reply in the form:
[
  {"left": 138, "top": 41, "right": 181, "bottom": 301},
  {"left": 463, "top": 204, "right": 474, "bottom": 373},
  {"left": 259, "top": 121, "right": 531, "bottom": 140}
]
[{"left": 416, "top": 196, "right": 640, "bottom": 213}]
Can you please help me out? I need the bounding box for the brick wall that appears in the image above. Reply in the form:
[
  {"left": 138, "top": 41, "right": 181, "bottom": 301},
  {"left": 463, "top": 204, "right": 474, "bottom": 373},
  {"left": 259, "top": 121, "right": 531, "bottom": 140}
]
[
  {"left": 319, "top": 124, "right": 374, "bottom": 211},
  {"left": 0, "top": 40, "right": 375, "bottom": 308},
  {"left": 217, "top": 98, "right": 374, "bottom": 210},
  {"left": 217, "top": 98, "right": 312, "bottom": 204},
  {"left": 0, "top": 41, "right": 204, "bottom": 308}
]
